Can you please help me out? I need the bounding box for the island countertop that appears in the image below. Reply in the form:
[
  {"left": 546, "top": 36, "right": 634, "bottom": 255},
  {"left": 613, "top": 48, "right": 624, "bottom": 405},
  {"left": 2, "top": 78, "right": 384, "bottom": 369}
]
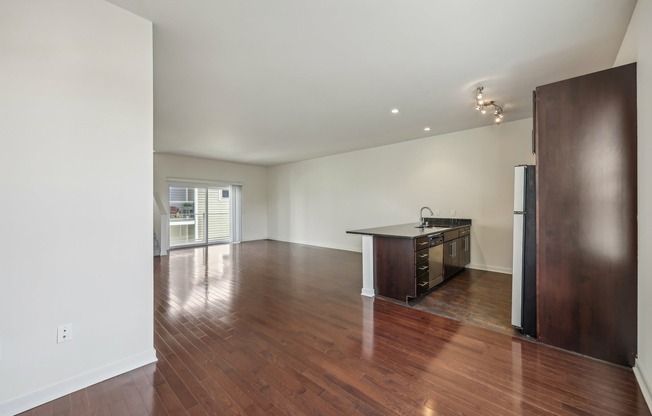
[{"left": 347, "top": 218, "right": 471, "bottom": 239}]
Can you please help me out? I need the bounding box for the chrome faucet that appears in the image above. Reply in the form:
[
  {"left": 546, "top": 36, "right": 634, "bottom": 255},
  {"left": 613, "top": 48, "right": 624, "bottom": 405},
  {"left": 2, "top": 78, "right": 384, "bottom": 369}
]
[{"left": 419, "top": 206, "right": 434, "bottom": 227}]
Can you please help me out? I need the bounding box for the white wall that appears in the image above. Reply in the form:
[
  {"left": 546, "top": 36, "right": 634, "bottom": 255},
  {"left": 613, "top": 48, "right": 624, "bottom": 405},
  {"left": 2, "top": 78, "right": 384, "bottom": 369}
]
[
  {"left": 154, "top": 153, "right": 268, "bottom": 243},
  {"left": 268, "top": 119, "right": 535, "bottom": 273},
  {"left": 0, "top": 1, "right": 155, "bottom": 414},
  {"left": 615, "top": 0, "right": 652, "bottom": 405}
]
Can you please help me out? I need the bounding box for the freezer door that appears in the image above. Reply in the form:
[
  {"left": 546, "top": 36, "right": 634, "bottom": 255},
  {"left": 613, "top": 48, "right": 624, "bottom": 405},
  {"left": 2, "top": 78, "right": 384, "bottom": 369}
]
[
  {"left": 514, "top": 166, "right": 526, "bottom": 213},
  {"left": 511, "top": 213, "right": 524, "bottom": 328}
]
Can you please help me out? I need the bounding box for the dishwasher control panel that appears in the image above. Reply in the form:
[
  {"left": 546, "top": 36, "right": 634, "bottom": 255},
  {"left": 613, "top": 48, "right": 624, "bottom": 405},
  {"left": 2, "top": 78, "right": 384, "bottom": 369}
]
[{"left": 428, "top": 234, "right": 444, "bottom": 246}]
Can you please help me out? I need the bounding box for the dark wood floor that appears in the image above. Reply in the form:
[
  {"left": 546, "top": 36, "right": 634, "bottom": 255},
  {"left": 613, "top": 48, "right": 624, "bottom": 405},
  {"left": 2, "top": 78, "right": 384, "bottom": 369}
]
[
  {"left": 21, "top": 240, "right": 650, "bottom": 415},
  {"left": 410, "top": 268, "right": 519, "bottom": 337}
]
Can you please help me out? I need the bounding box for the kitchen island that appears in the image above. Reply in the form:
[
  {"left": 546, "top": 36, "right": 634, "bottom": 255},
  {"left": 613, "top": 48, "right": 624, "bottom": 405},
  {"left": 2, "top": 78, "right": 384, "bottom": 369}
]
[{"left": 347, "top": 218, "right": 471, "bottom": 301}]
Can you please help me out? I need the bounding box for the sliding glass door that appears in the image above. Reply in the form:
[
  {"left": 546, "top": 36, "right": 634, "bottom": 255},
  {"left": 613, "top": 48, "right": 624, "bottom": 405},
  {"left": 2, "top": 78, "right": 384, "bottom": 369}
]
[{"left": 168, "top": 184, "right": 236, "bottom": 248}]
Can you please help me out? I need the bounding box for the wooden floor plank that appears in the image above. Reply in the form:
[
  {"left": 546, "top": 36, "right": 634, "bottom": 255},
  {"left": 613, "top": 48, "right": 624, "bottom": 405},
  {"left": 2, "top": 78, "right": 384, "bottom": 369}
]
[
  {"left": 410, "top": 268, "right": 516, "bottom": 336},
  {"left": 18, "top": 240, "right": 650, "bottom": 416}
]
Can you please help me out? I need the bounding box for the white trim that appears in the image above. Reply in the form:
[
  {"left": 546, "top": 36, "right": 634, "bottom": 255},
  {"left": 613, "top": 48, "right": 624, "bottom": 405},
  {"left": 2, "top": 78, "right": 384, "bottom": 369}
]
[
  {"left": 467, "top": 263, "right": 512, "bottom": 275},
  {"left": 0, "top": 350, "right": 157, "bottom": 416},
  {"left": 231, "top": 185, "right": 243, "bottom": 243},
  {"left": 266, "top": 237, "right": 360, "bottom": 253},
  {"left": 361, "top": 288, "right": 376, "bottom": 297},
  {"left": 153, "top": 192, "right": 167, "bottom": 215},
  {"left": 360, "top": 235, "right": 376, "bottom": 297},
  {"left": 167, "top": 177, "right": 243, "bottom": 188},
  {"left": 634, "top": 359, "right": 652, "bottom": 412}
]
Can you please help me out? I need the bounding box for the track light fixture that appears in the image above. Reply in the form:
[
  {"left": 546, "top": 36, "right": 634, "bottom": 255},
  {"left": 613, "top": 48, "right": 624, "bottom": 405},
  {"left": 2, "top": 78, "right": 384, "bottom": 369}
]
[{"left": 474, "top": 87, "right": 504, "bottom": 125}]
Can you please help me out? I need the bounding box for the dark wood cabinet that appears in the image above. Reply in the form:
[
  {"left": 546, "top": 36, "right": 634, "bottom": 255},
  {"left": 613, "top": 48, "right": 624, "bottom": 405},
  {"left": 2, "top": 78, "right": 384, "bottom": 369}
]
[
  {"left": 443, "top": 239, "right": 458, "bottom": 279},
  {"left": 536, "top": 63, "right": 637, "bottom": 366},
  {"left": 444, "top": 230, "right": 463, "bottom": 279},
  {"left": 414, "top": 237, "right": 430, "bottom": 295},
  {"left": 372, "top": 225, "right": 471, "bottom": 301},
  {"left": 374, "top": 236, "right": 429, "bottom": 301},
  {"left": 459, "top": 228, "right": 471, "bottom": 267}
]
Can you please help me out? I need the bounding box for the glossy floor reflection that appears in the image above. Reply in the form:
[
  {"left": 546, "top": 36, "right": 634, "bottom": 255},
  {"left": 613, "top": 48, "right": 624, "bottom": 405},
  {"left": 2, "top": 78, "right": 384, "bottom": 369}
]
[
  {"left": 409, "top": 268, "right": 519, "bottom": 336},
  {"left": 20, "top": 241, "right": 650, "bottom": 415}
]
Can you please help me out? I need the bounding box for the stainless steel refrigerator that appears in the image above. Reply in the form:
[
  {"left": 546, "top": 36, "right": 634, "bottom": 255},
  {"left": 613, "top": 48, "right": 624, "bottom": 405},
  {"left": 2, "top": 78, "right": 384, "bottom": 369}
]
[{"left": 511, "top": 165, "right": 536, "bottom": 337}]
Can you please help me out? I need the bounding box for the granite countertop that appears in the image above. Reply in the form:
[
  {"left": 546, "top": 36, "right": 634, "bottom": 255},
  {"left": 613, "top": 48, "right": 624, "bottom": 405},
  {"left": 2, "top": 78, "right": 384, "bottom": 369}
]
[{"left": 347, "top": 218, "right": 471, "bottom": 239}]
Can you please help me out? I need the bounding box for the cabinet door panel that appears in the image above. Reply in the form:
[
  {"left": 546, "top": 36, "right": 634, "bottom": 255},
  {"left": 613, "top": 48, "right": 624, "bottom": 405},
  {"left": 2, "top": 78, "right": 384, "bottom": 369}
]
[
  {"left": 443, "top": 239, "right": 459, "bottom": 278},
  {"left": 460, "top": 235, "right": 470, "bottom": 267},
  {"left": 536, "top": 63, "right": 637, "bottom": 366},
  {"left": 374, "top": 237, "right": 416, "bottom": 300}
]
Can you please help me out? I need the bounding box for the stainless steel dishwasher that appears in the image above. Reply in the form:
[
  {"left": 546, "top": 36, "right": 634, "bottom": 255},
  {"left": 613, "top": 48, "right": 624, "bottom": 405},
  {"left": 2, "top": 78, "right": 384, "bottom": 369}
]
[{"left": 428, "top": 234, "right": 445, "bottom": 289}]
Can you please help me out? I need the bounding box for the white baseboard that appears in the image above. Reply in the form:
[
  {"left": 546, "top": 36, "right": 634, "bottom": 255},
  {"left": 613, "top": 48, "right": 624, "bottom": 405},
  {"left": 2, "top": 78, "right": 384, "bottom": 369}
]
[
  {"left": 0, "top": 349, "right": 157, "bottom": 416},
  {"left": 467, "top": 263, "right": 512, "bottom": 275},
  {"left": 361, "top": 288, "right": 376, "bottom": 297},
  {"left": 267, "top": 239, "right": 513, "bottom": 274},
  {"left": 634, "top": 359, "right": 652, "bottom": 412},
  {"left": 266, "top": 237, "right": 360, "bottom": 253}
]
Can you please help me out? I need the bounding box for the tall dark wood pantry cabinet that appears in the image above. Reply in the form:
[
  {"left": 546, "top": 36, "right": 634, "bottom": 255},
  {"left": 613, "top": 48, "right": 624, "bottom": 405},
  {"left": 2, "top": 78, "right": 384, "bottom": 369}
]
[{"left": 535, "top": 63, "right": 637, "bottom": 366}]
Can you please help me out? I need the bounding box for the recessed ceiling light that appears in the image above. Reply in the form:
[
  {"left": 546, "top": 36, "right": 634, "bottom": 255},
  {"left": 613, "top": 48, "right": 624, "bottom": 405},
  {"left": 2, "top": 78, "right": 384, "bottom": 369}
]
[
  {"left": 424, "top": 127, "right": 431, "bottom": 131},
  {"left": 391, "top": 108, "right": 399, "bottom": 114}
]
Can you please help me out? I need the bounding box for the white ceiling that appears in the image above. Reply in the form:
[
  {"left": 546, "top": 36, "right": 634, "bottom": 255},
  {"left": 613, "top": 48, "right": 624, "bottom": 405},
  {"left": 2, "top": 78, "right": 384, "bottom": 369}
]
[{"left": 106, "top": 0, "right": 636, "bottom": 166}]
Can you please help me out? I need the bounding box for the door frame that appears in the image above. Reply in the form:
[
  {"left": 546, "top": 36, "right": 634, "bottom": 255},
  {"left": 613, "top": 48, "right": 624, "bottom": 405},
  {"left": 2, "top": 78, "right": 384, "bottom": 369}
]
[{"left": 166, "top": 178, "right": 243, "bottom": 251}]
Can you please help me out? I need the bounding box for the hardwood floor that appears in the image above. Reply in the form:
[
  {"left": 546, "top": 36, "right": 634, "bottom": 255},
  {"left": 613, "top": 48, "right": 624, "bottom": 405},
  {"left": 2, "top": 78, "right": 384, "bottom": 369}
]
[
  {"left": 20, "top": 240, "right": 650, "bottom": 415},
  {"left": 409, "top": 268, "right": 519, "bottom": 337}
]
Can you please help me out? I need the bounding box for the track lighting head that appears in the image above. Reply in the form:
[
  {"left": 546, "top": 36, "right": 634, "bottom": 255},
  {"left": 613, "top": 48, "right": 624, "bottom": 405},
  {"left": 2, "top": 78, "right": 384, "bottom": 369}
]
[{"left": 474, "top": 86, "right": 504, "bottom": 125}]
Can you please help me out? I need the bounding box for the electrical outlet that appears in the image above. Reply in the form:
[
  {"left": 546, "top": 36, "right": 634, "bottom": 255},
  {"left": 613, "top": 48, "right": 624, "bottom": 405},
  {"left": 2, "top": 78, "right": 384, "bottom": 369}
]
[
  {"left": 450, "top": 208, "right": 457, "bottom": 216},
  {"left": 57, "top": 324, "right": 73, "bottom": 343},
  {"left": 434, "top": 209, "right": 440, "bottom": 216}
]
